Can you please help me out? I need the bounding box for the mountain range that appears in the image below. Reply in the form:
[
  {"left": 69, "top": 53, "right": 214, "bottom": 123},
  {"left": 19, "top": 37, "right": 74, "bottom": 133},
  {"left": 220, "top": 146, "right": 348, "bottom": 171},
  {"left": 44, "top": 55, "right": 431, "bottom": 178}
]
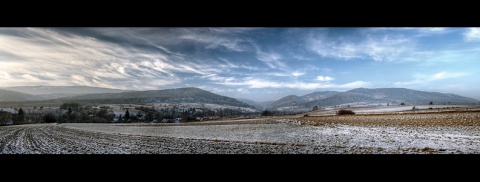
[
  {"left": 59, "top": 87, "right": 254, "bottom": 108},
  {"left": 0, "top": 89, "right": 45, "bottom": 102},
  {"left": 260, "top": 88, "right": 479, "bottom": 112},
  {"left": 0, "top": 86, "right": 478, "bottom": 111},
  {"left": 2, "top": 86, "right": 130, "bottom": 99}
]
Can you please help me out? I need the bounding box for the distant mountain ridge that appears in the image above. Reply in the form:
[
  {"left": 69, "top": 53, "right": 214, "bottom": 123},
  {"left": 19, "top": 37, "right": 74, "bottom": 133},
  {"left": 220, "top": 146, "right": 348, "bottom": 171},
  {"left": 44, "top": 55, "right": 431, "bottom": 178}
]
[
  {"left": 301, "top": 91, "right": 339, "bottom": 101},
  {"left": 58, "top": 87, "right": 255, "bottom": 109},
  {"left": 0, "top": 89, "right": 44, "bottom": 102},
  {"left": 267, "top": 88, "right": 479, "bottom": 111},
  {"left": 269, "top": 95, "right": 306, "bottom": 109},
  {"left": 266, "top": 91, "right": 339, "bottom": 110},
  {"left": 237, "top": 98, "right": 268, "bottom": 110},
  {"left": 3, "top": 86, "right": 131, "bottom": 98},
  {"left": 1, "top": 86, "right": 478, "bottom": 111}
]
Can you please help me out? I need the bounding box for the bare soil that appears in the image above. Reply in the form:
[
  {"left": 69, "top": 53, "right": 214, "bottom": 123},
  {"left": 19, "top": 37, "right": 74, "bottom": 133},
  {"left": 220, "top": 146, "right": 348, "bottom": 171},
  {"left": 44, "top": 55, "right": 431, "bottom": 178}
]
[{"left": 0, "top": 111, "right": 478, "bottom": 154}]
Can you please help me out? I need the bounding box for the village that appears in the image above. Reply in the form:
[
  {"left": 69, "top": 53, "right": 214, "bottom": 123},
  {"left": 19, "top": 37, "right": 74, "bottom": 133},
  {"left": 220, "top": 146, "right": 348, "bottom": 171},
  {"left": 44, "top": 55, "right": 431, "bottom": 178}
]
[{"left": 0, "top": 102, "right": 259, "bottom": 125}]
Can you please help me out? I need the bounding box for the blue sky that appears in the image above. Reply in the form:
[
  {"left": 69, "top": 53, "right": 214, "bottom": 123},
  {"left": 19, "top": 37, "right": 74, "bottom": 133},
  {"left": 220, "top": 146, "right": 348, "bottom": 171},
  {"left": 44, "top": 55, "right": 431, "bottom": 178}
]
[{"left": 0, "top": 28, "right": 479, "bottom": 101}]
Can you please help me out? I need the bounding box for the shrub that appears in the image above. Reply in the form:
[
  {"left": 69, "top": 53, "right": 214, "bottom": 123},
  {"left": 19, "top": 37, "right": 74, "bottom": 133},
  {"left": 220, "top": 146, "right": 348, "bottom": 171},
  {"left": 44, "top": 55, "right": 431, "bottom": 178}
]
[
  {"left": 261, "top": 110, "right": 273, "bottom": 116},
  {"left": 337, "top": 109, "right": 355, "bottom": 115},
  {"left": 43, "top": 113, "right": 57, "bottom": 123}
]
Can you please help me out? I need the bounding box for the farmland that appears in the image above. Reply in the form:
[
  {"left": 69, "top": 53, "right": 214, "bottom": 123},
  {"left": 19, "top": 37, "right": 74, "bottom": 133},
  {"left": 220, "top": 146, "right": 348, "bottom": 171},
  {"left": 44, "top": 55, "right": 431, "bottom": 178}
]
[{"left": 1, "top": 108, "right": 479, "bottom": 154}]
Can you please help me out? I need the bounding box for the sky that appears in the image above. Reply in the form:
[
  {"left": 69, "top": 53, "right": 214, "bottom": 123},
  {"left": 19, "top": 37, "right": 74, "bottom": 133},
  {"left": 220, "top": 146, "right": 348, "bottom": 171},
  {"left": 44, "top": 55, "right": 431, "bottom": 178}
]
[{"left": 0, "top": 27, "right": 479, "bottom": 101}]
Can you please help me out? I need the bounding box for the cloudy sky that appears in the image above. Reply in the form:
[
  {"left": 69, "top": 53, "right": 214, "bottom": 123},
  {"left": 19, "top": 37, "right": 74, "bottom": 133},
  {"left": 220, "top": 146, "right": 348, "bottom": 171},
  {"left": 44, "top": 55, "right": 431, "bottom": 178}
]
[{"left": 1, "top": 28, "right": 479, "bottom": 101}]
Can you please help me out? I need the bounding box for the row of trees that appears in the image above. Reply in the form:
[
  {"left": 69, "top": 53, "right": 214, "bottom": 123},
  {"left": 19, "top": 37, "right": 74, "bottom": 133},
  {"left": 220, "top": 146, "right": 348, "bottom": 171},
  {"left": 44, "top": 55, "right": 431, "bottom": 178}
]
[
  {"left": 1, "top": 107, "right": 62, "bottom": 125},
  {"left": 3, "top": 102, "right": 262, "bottom": 125},
  {"left": 260, "top": 110, "right": 302, "bottom": 116}
]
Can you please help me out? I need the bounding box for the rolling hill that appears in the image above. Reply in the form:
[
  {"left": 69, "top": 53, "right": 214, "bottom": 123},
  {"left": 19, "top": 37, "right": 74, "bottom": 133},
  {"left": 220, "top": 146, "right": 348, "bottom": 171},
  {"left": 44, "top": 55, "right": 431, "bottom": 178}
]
[
  {"left": 58, "top": 87, "right": 255, "bottom": 109},
  {"left": 0, "top": 89, "right": 45, "bottom": 102},
  {"left": 301, "top": 91, "right": 339, "bottom": 101},
  {"left": 267, "top": 91, "right": 339, "bottom": 110},
  {"left": 3, "top": 86, "right": 131, "bottom": 99},
  {"left": 268, "top": 95, "right": 306, "bottom": 109},
  {"left": 237, "top": 98, "right": 268, "bottom": 110},
  {"left": 268, "top": 88, "right": 479, "bottom": 111}
]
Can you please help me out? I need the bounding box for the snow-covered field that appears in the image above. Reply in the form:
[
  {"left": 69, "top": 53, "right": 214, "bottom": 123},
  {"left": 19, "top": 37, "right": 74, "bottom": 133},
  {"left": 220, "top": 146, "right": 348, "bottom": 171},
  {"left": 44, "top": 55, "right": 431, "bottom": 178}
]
[
  {"left": 0, "top": 112, "right": 478, "bottom": 154},
  {"left": 309, "top": 105, "right": 475, "bottom": 116}
]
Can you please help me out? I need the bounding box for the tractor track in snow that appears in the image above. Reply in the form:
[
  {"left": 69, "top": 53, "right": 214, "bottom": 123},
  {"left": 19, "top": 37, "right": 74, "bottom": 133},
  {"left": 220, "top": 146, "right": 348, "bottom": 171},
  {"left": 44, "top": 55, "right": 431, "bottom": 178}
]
[{"left": 0, "top": 124, "right": 357, "bottom": 154}]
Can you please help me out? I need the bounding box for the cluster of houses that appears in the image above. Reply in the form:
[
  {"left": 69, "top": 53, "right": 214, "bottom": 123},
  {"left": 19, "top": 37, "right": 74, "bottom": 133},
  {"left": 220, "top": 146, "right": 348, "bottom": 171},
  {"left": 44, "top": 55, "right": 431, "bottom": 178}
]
[{"left": 1, "top": 103, "right": 226, "bottom": 124}]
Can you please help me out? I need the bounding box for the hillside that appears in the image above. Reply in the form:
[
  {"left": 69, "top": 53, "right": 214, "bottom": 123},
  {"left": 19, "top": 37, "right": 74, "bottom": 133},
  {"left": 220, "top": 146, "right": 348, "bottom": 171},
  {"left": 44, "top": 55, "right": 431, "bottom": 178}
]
[
  {"left": 0, "top": 89, "right": 45, "bottom": 102},
  {"left": 237, "top": 98, "right": 268, "bottom": 110},
  {"left": 268, "top": 95, "right": 306, "bottom": 109},
  {"left": 58, "top": 87, "right": 255, "bottom": 109},
  {"left": 3, "top": 86, "right": 130, "bottom": 96},
  {"left": 269, "top": 88, "right": 479, "bottom": 111},
  {"left": 301, "top": 91, "right": 339, "bottom": 101}
]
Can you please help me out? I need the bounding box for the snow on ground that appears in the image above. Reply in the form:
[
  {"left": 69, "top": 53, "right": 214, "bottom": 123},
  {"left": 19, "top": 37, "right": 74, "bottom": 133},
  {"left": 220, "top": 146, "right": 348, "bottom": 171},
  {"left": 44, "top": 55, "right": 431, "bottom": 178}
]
[
  {"left": 353, "top": 105, "right": 471, "bottom": 114},
  {"left": 1, "top": 111, "right": 479, "bottom": 154},
  {"left": 308, "top": 105, "right": 475, "bottom": 116},
  {"left": 62, "top": 117, "right": 480, "bottom": 154}
]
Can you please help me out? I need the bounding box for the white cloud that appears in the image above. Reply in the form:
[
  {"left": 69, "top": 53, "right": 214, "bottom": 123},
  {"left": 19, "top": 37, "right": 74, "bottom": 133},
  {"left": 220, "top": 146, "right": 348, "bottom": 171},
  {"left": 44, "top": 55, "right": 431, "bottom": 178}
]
[
  {"left": 217, "top": 57, "right": 260, "bottom": 71},
  {"left": 308, "top": 35, "right": 363, "bottom": 60},
  {"left": 0, "top": 28, "right": 231, "bottom": 90},
  {"left": 418, "top": 28, "right": 447, "bottom": 34},
  {"left": 292, "top": 71, "right": 305, "bottom": 77},
  {"left": 464, "top": 28, "right": 480, "bottom": 41},
  {"left": 218, "top": 77, "right": 369, "bottom": 90},
  {"left": 308, "top": 32, "right": 415, "bottom": 62},
  {"left": 236, "top": 88, "right": 250, "bottom": 94},
  {"left": 316, "top": 76, "right": 334, "bottom": 81},
  {"left": 178, "top": 29, "right": 248, "bottom": 52},
  {"left": 394, "top": 71, "right": 468, "bottom": 87},
  {"left": 363, "top": 36, "right": 413, "bottom": 62},
  {"left": 308, "top": 28, "right": 480, "bottom": 64},
  {"left": 256, "top": 51, "right": 287, "bottom": 69},
  {"left": 366, "top": 28, "right": 449, "bottom": 36},
  {"left": 431, "top": 72, "right": 466, "bottom": 80}
]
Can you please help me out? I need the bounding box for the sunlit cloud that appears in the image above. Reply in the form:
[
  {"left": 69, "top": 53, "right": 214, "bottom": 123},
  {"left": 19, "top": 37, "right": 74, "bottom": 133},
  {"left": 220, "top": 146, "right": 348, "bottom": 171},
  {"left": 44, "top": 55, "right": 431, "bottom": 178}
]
[
  {"left": 316, "top": 76, "right": 334, "bottom": 81},
  {"left": 394, "top": 71, "right": 468, "bottom": 87},
  {"left": 292, "top": 71, "right": 305, "bottom": 77},
  {"left": 0, "top": 28, "right": 242, "bottom": 90},
  {"left": 431, "top": 72, "right": 467, "bottom": 80},
  {"left": 218, "top": 77, "right": 369, "bottom": 90},
  {"left": 256, "top": 51, "right": 286, "bottom": 69},
  {"left": 464, "top": 28, "right": 480, "bottom": 41},
  {"left": 0, "top": 27, "right": 478, "bottom": 101},
  {"left": 308, "top": 30, "right": 416, "bottom": 62}
]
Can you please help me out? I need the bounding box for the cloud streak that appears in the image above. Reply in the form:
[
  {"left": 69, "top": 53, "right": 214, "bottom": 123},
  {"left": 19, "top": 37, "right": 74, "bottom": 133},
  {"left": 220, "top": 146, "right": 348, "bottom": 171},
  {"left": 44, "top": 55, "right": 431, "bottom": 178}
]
[
  {"left": 0, "top": 28, "right": 252, "bottom": 90},
  {"left": 394, "top": 71, "right": 468, "bottom": 87},
  {"left": 316, "top": 76, "right": 334, "bottom": 81},
  {"left": 308, "top": 30, "right": 416, "bottom": 62},
  {"left": 217, "top": 77, "right": 369, "bottom": 90},
  {"left": 464, "top": 28, "right": 480, "bottom": 42},
  {"left": 0, "top": 28, "right": 478, "bottom": 101},
  {"left": 431, "top": 72, "right": 467, "bottom": 80}
]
